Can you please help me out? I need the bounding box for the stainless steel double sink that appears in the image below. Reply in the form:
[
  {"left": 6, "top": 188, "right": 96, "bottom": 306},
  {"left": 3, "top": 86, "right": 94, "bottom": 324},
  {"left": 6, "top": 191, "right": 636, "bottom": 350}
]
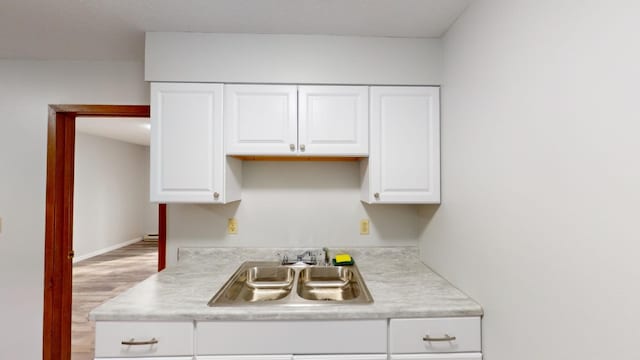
[{"left": 208, "top": 261, "right": 373, "bottom": 306}]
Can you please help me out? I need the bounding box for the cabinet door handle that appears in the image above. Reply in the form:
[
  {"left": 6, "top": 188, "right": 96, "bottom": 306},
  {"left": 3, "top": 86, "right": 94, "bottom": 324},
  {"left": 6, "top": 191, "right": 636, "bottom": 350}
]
[
  {"left": 121, "top": 338, "right": 158, "bottom": 346},
  {"left": 374, "top": 192, "right": 380, "bottom": 199},
  {"left": 422, "top": 334, "right": 456, "bottom": 342},
  {"left": 213, "top": 192, "right": 220, "bottom": 199},
  {"left": 289, "top": 144, "right": 296, "bottom": 151},
  {"left": 300, "top": 144, "right": 306, "bottom": 152}
]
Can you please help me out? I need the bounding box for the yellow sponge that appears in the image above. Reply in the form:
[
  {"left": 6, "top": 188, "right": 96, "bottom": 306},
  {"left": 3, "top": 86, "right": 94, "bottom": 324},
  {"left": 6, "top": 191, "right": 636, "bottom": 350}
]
[{"left": 335, "top": 254, "right": 352, "bottom": 263}]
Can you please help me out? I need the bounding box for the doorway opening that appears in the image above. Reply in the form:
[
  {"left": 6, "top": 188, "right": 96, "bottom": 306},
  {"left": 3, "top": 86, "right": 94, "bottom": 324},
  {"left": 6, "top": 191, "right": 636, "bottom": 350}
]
[
  {"left": 71, "top": 115, "right": 158, "bottom": 359},
  {"left": 43, "top": 105, "right": 167, "bottom": 360}
]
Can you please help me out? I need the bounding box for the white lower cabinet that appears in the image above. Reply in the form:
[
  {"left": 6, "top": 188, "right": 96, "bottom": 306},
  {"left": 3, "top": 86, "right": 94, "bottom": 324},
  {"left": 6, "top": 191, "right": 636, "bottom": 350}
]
[
  {"left": 95, "top": 317, "right": 481, "bottom": 360},
  {"left": 94, "top": 321, "right": 193, "bottom": 359},
  {"left": 98, "top": 358, "right": 193, "bottom": 360},
  {"left": 199, "top": 356, "right": 293, "bottom": 360},
  {"left": 196, "top": 320, "right": 387, "bottom": 356},
  {"left": 198, "top": 355, "right": 386, "bottom": 360},
  {"left": 390, "top": 317, "right": 481, "bottom": 360},
  {"left": 294, "top": 355, "right": 387, "bottom": 360},
  {"left": 391, "top": 355, "right": 482, "bottom": 360}
]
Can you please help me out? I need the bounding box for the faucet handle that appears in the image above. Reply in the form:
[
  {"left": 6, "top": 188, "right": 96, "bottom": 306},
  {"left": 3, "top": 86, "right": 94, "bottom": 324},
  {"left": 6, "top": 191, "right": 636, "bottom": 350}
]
[
  {"left": 276, "top": 252, "right": 290, "bottom": 265},
  {"left": 322, "top": 247, "right": 330, "bottom": 266}
]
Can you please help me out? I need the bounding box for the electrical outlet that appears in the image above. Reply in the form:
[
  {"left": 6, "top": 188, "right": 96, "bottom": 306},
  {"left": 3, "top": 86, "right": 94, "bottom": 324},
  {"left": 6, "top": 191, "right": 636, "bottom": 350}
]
[
  {"left": 227, "top": 218, "right": 238, "bottom": 234},
  {"left": 360, "top": 219, "right": 370, "bottom": 235}
]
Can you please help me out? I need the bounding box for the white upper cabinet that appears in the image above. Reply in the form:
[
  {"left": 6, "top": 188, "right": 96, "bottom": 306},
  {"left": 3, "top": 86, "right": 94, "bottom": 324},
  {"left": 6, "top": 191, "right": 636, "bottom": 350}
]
[
  {"left": 225, "top": 85, "right": 368, "bottom": 156},
  {"left": 362, "top": 86, "right": 440, "bottom": 204},
  {"left": 150, "top": 82, "right": 241, "bottom": 203},
  {"left": 298, "top": 86, "right": 368, "bottom": 156},
  {"left": 150, "top": 82, "right": 438, "bottom": 204},
  {"left": 225, "top": 84, "right": 298, "bottom": 155}
]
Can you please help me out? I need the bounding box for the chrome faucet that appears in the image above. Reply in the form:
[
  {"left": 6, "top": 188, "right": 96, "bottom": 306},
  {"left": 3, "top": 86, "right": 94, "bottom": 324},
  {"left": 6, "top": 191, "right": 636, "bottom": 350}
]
[
  {"left": 296, "top": 250, "right": 316, "bottom": 264},
  {"left": 278, "top": 250, "right": 318, "bottom": 265},
  {"left": 322, "top": 247, "right": 330, "bottom": 266},
  {"left": 277, "top": 249, "right": 331, "bottom": 266}
]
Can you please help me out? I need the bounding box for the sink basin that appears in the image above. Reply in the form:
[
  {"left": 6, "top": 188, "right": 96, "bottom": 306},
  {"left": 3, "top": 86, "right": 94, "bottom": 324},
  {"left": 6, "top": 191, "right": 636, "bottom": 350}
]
[
  {"left": 297, "top": 266, "right": 366, "bottom": 302},
  {"left": 208, "top": 261, "right": 373, "bottom": 306},
  {"left": 208, "top": 264, "right": 294, "bottom": 304}
]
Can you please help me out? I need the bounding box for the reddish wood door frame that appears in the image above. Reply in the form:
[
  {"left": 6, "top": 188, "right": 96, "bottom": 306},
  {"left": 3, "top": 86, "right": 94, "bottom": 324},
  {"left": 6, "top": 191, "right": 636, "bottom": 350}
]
[
  {"left": 43, "top": 105, "right": 166, "bottom": 360},
  {"left": 158, "top": 203, "right": 167, "bottom": 271}
]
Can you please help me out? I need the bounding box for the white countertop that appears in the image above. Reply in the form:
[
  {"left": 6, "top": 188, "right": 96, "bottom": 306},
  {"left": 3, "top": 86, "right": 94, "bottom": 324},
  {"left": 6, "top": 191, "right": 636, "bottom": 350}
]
[{"left": 89, "top": 247, "right": 483, "bottom": 321}]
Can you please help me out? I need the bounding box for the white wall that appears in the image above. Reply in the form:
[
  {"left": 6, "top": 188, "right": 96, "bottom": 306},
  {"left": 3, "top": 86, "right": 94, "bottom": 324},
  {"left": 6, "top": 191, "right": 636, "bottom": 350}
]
[
  {"left": 0, "top": 59, "right": 148, "bottom": 360},
  {"left": 145, "top": 32, "right": 443, "bottom": 85},
  {"left": 73, "top": 133, "right": 155, "bottom": 260},
  {"left": 419, "top": 1, "right": 640, "bottom": 359},
  {"left": 167, "top": 161, "right": 419, "bottom": 265}
]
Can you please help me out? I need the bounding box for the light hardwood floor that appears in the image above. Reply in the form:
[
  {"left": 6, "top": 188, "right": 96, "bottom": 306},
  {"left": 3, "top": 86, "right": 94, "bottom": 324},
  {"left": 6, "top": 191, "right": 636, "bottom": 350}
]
[{"left": 72, "top": 240, "right": 158, "bottom": 360}]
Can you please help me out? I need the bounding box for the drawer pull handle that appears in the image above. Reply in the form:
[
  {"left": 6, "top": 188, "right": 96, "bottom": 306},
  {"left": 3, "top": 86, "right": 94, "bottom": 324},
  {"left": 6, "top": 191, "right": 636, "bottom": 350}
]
[
  {"left": 121, "top": 338, "right": 158, "bottom": 346},
  {"left": 423, "top": 334, "right": 456, "bottom": 342}
]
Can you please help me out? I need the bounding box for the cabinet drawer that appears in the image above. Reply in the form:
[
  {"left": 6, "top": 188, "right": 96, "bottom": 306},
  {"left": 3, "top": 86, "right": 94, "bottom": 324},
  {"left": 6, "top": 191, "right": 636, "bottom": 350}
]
[
  {"left": 200, "top": 357, "right": 292, "bottom": 360},
  {"left": 391, "top": 354, "right": 482, "bottom": 360},
  {"left": 95, "top": 321, "right": 194, "bottom": 358},
  {"left": 295, "top": 355, "right": 387, "bottom": 360},
  {"left": 390, "top": 317, "right": 480, "bottom": 354},
  {"left": 196, "top": 320, "right": 387, "bottom": 355}
]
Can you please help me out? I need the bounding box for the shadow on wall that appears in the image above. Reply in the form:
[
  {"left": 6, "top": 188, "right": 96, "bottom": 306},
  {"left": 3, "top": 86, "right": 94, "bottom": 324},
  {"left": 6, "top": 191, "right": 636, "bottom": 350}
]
[
  {"left": 417, "top": 204, "right": 440, "bottom": 239},
  {"left": 167, "top": 201, "right": 241, "bottom": 239},
  {"left": 362, "top": 203, "right": 430, "bottom": 240},
  {"left": 242, "top": 161, "right": 358, "bottom": 190}
]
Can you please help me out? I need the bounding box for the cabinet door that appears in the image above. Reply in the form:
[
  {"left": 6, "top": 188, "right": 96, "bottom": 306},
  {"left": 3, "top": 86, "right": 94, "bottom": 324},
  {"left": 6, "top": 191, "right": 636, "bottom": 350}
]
[
  {"left": 294, "top": 355, "right": 387, "bottom": 360},
  {"left": 199, "top": 356, "right": 292, "bottom": 360},
  {"left": 96, "top": 357, "right": 192, "bottom": 360},
  {"left": 390, "top": 317, "right": 481, "bottom": 354},
  {"left": 94, "top": 321, "right": 193, "bottom": 358},
  {"left": 298, "top": 86, "right": 369, "bottom": 156},
  {"left": 225, "top": 84, "right": 298, "bottom": 155},
  {"left": 150, "top": 82, "right": 224, "bottom": 203},
  {"left": 197, "top": 320, "right": 387, "bottom": 355},
  {"left": 364, "top": 86, "right": 440, "bottom": 204},
  {"left": 391, "top": 354, "right": 482, "bottom": 360}
]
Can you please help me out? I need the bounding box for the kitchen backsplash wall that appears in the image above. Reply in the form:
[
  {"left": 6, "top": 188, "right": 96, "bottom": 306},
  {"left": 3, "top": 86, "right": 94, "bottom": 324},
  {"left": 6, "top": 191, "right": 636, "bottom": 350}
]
[{"left": 166, "top": 161, "right": 419, "bottom": 266}]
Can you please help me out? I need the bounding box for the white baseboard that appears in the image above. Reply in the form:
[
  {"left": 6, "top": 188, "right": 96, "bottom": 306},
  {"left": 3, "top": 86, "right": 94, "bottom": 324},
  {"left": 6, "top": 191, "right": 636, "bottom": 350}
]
[
  {"left": 73, "top": 237, "right": 143, "bottom": 263},
  {"left": 143, "top": 233, "right": 159, "bottom": 241}
]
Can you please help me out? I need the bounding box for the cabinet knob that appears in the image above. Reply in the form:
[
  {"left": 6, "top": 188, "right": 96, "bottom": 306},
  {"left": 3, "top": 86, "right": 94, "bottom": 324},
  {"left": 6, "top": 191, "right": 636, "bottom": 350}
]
[
  {"left": 374, "top": 192, "right": 380, "bottom": 199},
  {"left": 213, "top": 192, "right": 220, "bottom": 199},
  {"left": 300, "top": 144, "right": 306, "bottom": 152},
  {"left": 289, "top": 144, "right": 295, "bottom": 151}
]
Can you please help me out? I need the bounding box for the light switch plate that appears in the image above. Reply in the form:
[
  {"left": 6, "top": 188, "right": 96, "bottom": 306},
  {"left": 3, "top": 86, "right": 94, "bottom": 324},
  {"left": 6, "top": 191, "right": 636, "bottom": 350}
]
[
  {"left": 360, "top": 219, "right": 369, "bottom": 235},
  {"left": 227, "top": 218, "right": 238, "bottom": 234}
]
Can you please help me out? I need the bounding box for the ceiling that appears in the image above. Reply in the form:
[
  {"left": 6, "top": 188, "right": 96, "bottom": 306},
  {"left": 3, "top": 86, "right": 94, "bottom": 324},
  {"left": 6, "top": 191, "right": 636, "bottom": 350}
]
[
  {"left": 8, "top": 1, "right": 471, "bottom": 142},
  {"left": 0, "top": 0, "right": 472, "bottom": 61},
  {"left": 76, "top": 117, "right": 150, "bottom": 146}
]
